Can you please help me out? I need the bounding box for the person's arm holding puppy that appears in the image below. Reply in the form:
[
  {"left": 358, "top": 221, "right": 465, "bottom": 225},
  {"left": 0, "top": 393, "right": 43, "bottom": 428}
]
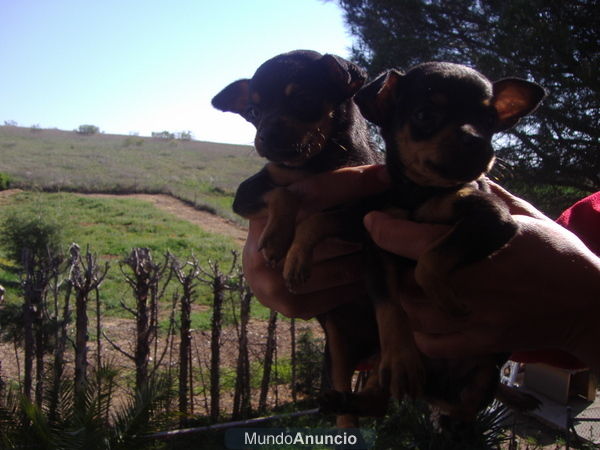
[
  {"left": 244, "top": 167, "right": 600, "bottom": 370},
  {"left": 364, "top": 186, "right": 600, "bottom": 372}
]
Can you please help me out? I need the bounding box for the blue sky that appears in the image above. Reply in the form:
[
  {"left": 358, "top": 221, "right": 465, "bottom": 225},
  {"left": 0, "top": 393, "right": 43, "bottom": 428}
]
[{"left": 0, "top": 0, "right": 355, "bottom": 145}]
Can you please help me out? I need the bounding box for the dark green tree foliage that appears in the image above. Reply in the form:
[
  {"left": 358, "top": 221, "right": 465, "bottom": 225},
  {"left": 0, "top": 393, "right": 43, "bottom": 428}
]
[
  {"left": 0, "top": 209, "right": 63, "bottom": 265},
  {"left": 338, "top": 0, "right": 599, "bottom": 191}
]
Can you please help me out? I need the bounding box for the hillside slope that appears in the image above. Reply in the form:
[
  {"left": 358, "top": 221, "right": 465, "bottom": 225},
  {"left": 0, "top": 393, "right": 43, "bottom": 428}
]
[{"left": 0, "top": 125, "right": 263, "bottom": 221}]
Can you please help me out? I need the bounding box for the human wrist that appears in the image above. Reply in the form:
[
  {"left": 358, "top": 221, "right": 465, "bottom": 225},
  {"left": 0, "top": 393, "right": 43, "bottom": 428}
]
[
  {"left": 561, "top": 251, "right": 600, "bottom": 372},
  {"left": 567, "top": 293, "right": 600, "bottom": 373}
]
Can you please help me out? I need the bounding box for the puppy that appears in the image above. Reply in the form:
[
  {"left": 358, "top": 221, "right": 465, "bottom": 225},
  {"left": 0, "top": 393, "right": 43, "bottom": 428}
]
[
  {"left": 285, "top": 61, "right": 544, "bottom": 424},
  {"left": 212, "top": 50, "right": 382, "bottom": 427}
]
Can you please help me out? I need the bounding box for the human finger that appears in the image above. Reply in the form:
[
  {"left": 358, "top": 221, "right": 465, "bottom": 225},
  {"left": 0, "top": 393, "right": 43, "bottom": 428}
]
[
  {"left": 311, "top": 238, "right": 363, "bottom": 262},
  {"left": 246, "top": 262, "right": 366, "bottom": 320},
  {"left": 363, "top": 211, "right": 449, "bottom": 260},
  {"left": 291, "top": 251, "right": 365, "bottom": 294},
  {"left": 487, "top": 180, "right": 550, "bottom": 220},
  {"left": 289, "top": 164, "right": 390, "bottom": 212},
  {"left": 243, "top": 218, "right": 365, "bottom": 318},
  {"left": 245, "top": 239, "right": 364, "bottom": 295},
  {"left": 400, "top": 297, "right": 466, "bottom": 335}
]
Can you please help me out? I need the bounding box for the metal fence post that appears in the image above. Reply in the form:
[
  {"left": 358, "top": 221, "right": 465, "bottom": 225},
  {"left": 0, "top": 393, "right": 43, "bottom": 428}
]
[{"left": 566, "top": 406, "right": 571, "bottom": 450}]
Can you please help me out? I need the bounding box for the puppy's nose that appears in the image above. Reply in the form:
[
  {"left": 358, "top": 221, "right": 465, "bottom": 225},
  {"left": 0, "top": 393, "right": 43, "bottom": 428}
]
[{"left": 460, "top": 125, "right": 486, "bottom": 149}]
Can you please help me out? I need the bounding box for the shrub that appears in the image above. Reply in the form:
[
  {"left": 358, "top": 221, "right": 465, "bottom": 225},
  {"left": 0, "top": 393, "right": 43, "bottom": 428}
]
[
  {"left": 76, "top": 124, "right": 100, "bottom": 135},
  {"left": 0, "top": 173, "right": 10, "bottom": 191},
  {"left": 0, "top": 206, "right": 64, "bottom": 265},
  {"left": 295, "top": 330, "right": 324, "bottom": 396}
]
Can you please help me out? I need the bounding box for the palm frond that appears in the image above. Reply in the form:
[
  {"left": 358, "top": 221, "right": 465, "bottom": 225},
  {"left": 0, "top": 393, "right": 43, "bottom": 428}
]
[
  {"left": 375, "top": 399, "right": 511, "bottom": 450},
  {"left": 20, "top": 396, "right": 60, "bottom": 450},
  {"left": 0, "top": 384, "right": 22, "bottom": 449},
  {"left": 109, "top": 373, "right": 174, "bottom": 449}
]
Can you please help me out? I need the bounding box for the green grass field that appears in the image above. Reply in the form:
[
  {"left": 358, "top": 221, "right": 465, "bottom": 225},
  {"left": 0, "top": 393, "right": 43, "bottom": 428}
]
[
  {"left": 0, "top": 191, "right": 272, "bottom": 327},
  {"left": 0, "top": 125, "right": 263, "bottom": 223}
]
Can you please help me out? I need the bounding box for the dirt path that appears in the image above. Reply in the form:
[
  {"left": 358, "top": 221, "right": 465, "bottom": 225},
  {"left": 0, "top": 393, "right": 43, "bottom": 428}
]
[
  {"left": 0, "top": 189, "right": 248, "bottom": 247},
  {"left": 83, "top": 192, "right": 248, "bottom": 246}
]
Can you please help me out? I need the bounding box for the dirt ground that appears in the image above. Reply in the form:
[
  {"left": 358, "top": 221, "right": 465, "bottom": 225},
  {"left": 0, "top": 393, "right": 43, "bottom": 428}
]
[{"left": 80, "top": 192, "right": 248, "bottom": 247}]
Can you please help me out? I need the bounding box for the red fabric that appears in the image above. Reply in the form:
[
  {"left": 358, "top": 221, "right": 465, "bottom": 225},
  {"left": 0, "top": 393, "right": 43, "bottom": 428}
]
[
  {"left": 511, "top": 350, "right": 586, "bottom": 370},
  {"left": 510, "top": 191, "right": 599, "bottom": 370},
  {"left": 556, "top": 191, "right": 600, "bottom": 256}
]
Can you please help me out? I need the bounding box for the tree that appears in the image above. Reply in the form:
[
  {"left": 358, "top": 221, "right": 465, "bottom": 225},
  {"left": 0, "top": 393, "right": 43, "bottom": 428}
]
[{"left": 338, "top": 0, "right": 599, "bottom": 194}]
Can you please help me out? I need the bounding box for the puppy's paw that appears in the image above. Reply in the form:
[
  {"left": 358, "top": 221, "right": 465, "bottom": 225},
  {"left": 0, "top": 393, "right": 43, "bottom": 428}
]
[
  {"left": 283, "top": 245, "right": 312, "bottom": 292},
  {"left": 379, "top": 349, "right": 424, "bottom": 400},
  {"left": 318, "top": 390, "right": 352, "bottom": 415},
  {"left": 415, "top": 258, "right": 468, "bottom": 317},
  {"left": 258, "top": 229, "right": 294, "bottom": 267}
]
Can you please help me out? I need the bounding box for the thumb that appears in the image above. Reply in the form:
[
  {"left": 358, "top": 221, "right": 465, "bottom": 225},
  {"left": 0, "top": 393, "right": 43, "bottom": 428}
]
[{"left": 363, "top": 211, "right": 449, "bottom": 260}]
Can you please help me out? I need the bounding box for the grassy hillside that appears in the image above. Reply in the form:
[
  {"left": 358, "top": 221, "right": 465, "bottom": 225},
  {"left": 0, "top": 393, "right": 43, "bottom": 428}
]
[{"left": 0, "top": 125, "right": 263, "bottom": 222}]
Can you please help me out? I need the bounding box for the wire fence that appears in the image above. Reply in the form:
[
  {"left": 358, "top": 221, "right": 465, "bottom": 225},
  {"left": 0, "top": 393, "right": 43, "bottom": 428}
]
[{"left": 566, "top": 406, "right": 600, "bottom": 449}]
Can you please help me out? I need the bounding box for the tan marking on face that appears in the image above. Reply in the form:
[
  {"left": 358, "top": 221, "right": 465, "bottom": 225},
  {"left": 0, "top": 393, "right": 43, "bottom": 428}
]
[
  {"left": 284, "top": 83, "right": 298, "bottom": 96},
  {"left": 251, "top": 92, "right": 261, "bottom": 104},
  {"left": 284, "top": 110, "right": 334, "bottom": 165},
  {"left": 393, "top": 123, "right": 462, "bottom": 187}
]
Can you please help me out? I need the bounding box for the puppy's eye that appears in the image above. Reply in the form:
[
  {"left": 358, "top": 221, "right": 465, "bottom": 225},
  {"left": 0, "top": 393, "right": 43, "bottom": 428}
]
[
  {"left": 412, "top": 108, "right": 443, "bottom": 131},
  {"left": 244, "top": 105, "right": 260, "bottom": 123},
  {"left": 413, "top": 108, "right": 433, "bottom": 124}
]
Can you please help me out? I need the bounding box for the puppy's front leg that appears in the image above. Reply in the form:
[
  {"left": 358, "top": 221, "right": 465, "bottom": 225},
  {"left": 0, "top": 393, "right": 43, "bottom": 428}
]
[
  {"left": 369, "top": 251, "right": 424, "bottom": 400},
  {"left": 318, "top": 354, "right": 389, "bottom": 418},
  {"left": 283, "top": 209, "right": 359, "bottom": 291},
  {"left": 319, "top": 317, "right": 361, "bottom": 428},
  {"left": 258, "top": 187, "right": 300, "bottom": 266},
  {"left": 415, "top": 189, "right": 518, "bottom": 315}
]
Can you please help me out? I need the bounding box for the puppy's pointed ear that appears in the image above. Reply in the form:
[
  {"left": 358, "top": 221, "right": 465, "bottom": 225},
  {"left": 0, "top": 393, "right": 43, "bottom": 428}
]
[
  {"left": 354, "top": 70, "right": 404, "bottom": 127},
  {"left": 319, "top": 54, "right": 368, "bottom": 100},
  {"left": 492, "top": 79, "right": 545, "bottom": 131},
  {"left": 211, "top": 79, "right": 250, "bottom": 114}
]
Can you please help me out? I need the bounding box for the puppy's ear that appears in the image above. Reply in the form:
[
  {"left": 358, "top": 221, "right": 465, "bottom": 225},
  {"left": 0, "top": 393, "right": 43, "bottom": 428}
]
[
  {"left": 354, "top": 70, "right": 404, "bottom": 127},
  {"left": 319, "top": 54, "right": 368, "bottom": 100},
  {"left": 491, "top": 79, "right": 545, "bottom": 131},
  {"left": 211, "top": 79, "right": 250, "bottom": 114}
]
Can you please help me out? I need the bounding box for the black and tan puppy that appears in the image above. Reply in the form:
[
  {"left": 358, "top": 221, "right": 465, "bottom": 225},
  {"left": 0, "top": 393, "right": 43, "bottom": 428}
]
[
  {"left": 285, "top": 62, "right": 544, "bottom": 424},
  {"left": 358, "top": 62, "right": 544, "bottom": 421},
  {"left": 212, "top": 50, "right": 382, "bottom": 427}
]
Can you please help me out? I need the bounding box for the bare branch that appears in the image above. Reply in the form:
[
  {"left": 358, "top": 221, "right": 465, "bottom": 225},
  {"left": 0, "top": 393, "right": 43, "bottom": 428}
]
[{"left": 102, "top": 331, "right": 135, "bottom": 361}]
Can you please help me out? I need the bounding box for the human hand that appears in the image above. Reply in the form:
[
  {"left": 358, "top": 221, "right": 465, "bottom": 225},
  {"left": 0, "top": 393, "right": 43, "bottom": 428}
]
[
  {"left": 363, "top": 183, "right": 600, "bottom": 371},
  {"left": 243, "top": 164, "right": 390, "bottom": 319}
]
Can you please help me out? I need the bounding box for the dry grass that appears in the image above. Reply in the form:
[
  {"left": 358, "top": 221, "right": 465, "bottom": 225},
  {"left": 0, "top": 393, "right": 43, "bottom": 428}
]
[{"left": 0, "top": 125, "right": 264, "bottom": 222}]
